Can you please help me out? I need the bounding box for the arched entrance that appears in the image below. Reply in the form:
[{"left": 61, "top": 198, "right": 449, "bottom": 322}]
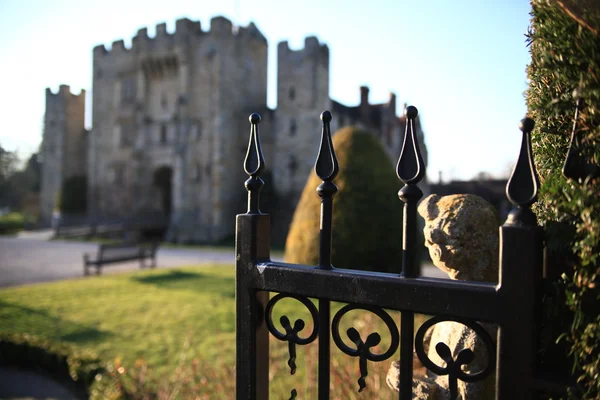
[{"left": 153, "top": 166, "right": 173, "bottom": 216}]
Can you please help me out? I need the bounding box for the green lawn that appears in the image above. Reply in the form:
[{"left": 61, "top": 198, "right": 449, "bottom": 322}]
[
  {"left": 0, "top": 266, "right": 236, "bottom": 373},
  {"left": 0, "top": 265, "right": 409, "bottom": 399}
]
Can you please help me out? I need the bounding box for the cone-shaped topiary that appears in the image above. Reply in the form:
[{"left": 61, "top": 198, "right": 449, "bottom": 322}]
[{"left": 284, "top": 126, "right": 404, "bottom": 273}]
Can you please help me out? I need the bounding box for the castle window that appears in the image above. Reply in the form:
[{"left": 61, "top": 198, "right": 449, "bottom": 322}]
[
  {"left": 288, "top": 156, "right": 297, "bottom": 177},
  {"left": 190, "top": 121, "right": 202, "bottom": 141},
  {"left": 120, "top": 122, "right": 135, "bottom": 147},
  {"left": 193, "top": 164, "right": 202, "bottom": 183},
  {"left": 289, "top": 86, "right": 296, "bottom": 101},
  {"left": 160, "top": 124, "right": 168, "bottom": 144},
  {"left": 114, "top": 167, "right": 124, "bottom": 185},
  {"left": 46, "top": 140, "right": 54, "bottom": 153},
  {"left": 290, "top": 118, "right": 297, "bottom": 136},
  {"left": 122, "top": 78, "right": 136, "bottom": 103}
]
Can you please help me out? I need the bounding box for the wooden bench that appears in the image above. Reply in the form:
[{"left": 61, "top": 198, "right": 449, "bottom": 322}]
[{"left": 83, "top": 242, "right": 158, "bottom": 276}]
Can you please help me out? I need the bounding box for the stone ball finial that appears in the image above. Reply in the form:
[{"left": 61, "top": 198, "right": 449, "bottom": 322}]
[{"left": 418, "top": 194, "right": 500, "bottom": 282}]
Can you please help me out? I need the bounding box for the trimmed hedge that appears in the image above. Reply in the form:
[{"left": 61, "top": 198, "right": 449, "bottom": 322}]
[
  {"left": 0, "top": 213, "right": 24, "bottom": 234},
  {"left": 284, "top": 127, "right": 404, "bottom": 273},
  {"left": 526, "top": 1, "right": 600, "bottom": 398}
]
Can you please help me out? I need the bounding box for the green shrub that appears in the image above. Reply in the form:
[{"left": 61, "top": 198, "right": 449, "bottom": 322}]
[
  {"left": 0, "top": 212, "right": 35, "bottom": 234},
  {"left": 284, "top": 127, "right": 404, "bottom": 273},
  {"left": 526, "top": 2, "right": 600, "bottom": 398},
  {"left": 60, "top": 175, "right": 87, "bottom": 213}
]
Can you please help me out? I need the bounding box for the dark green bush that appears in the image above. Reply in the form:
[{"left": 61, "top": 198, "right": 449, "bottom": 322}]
[
  {"left": 0, "top": 213, "right": 24, "bottom": 234},
  {"left": 527, "top": 2, "right": 600, "bottom": 397},
  {"left": 60, "top": 175, "right": 87, "bottom": 213},
  {"left": 284, "top": 127, "right": 404, "bottom": 273}
]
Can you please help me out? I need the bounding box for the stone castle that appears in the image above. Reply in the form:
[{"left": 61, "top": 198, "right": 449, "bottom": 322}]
[{"left": 40, "top": 16, "right": 427, "bottom": 243}]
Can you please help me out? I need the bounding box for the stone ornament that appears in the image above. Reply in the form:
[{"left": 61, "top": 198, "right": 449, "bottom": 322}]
[{"left": 387, "top": 194, "right": 499, "bottom": 399}]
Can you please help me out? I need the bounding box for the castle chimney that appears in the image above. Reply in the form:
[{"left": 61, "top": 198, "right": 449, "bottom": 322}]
[
  {"left": 389, "top": 92, "right": 396, "bottom": 108},
  {"left": 360, "top": 86, "right": 370, "bottom": 120}
]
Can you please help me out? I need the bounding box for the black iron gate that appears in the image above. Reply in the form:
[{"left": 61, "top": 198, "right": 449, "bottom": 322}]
[{"left": 236, "top": 107, "right": 545, "bottom": 399}]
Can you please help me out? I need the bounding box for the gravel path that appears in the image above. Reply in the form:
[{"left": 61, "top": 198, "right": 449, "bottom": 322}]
[
  {"left": 0, "top": 232, "right": 446, "bottom": 288},
  {"left": 0, "top": 235, "right": 236, "bottom": 288},
  {"left": 0, "top": 366, "right": 84, "bottom": 399}
]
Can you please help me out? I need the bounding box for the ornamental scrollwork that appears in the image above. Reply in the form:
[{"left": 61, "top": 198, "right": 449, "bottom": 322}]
[
  {"left": 414, "top": 316, "right": 496, "bottom": 400},
  {"left": 264, "top": 293, "right": 319, "bottom": 375},
  {"left": 331, "top": 304, "right": 400, "bottom": 392}
]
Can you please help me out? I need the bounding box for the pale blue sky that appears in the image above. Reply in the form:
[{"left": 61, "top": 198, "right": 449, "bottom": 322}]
[{"left": 0, "top": 0, "right": 531, "bottom": 181}]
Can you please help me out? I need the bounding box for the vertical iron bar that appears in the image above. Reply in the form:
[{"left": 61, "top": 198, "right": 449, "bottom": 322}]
[
  {"left": 315, "top": 111, "right": 339, "bottom": 400},
  {"left": 396, "top": 106, "right": 425, "bottom": 400},
  {"left": 318, "top": 299, "right": 330, "bottom": 400},
  {"left": 237, "top": 113, "right": 270, "bottom": 400}
]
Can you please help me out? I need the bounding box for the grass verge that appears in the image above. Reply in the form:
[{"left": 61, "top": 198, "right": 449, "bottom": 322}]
[{"left": 0, "top": 265, "right": 416, "bottom": 398}]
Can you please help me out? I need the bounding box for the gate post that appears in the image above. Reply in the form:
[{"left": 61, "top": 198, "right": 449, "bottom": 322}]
[
  {"left": 236, "top": 213, "right": 270, "bottom": 400},
  {"left": 236, "top": 114, "right": 270, "bottom": 400},
  {"left": 496, "top": 118, "right": 543, "bottom": 399}
]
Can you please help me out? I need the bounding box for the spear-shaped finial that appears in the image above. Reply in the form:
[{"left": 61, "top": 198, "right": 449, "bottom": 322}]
[
  {"left": 396, "top": 106, "right": 425, "bottom": 185},
  {"left": 243, "top": 113, "right": 265, "bottom": 214},
  {"left": 315, "top": 110, "right": 339, "bottom": 270},
  {"left": 505, "top": 117, "right": 539, "bottom": 226},
  {"left": 396, "top": 105, "right": 425, "bottom": 278}
]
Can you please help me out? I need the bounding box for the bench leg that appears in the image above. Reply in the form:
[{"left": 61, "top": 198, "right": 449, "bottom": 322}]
[
  {"left": 96, "top": 265, "right": 101, "bottom": 275},
  {"left": 84, "top": 264, "right": 89, "bottom": 276},
  {"left": 151, "top": 256, "right": 156, "bottom": 269}
]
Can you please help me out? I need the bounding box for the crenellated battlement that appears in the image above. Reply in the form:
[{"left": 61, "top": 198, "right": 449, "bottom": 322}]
[
  {"left": 46, "top": 85, "right": 86, "bottom": 98},
  {"left": 93, "top": 16, "right": 265, "bottom": 59},
  {"left": 278, "top": 36, "right": 329, "bottom": 61}
]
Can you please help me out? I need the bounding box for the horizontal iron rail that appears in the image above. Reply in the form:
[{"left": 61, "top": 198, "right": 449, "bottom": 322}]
[{"left": 249, "top": 261, "right": 500, "bottom": 321}]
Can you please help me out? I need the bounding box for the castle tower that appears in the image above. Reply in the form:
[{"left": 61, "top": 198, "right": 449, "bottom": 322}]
[
  {"left": 275, "top": 37, "right": 330, "bottom": 199},
  {"left": 40, "top": 85, "right": 86, "bottom": 224},
  {"left": 88, "top": 17, "right": 268, "bottom": 242}
]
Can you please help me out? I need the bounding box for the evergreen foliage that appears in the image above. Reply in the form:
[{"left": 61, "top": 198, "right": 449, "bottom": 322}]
[
  {"left": 284, "top": 127, "right": 404, "bottom": 273},
  {"left": 526, "top": 2, "right": 600, "bottom": 397}
]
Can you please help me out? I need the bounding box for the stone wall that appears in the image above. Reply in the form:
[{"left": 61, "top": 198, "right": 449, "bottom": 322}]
[{"left": 40, "top": 85, "right": 86, "bottom": 223}]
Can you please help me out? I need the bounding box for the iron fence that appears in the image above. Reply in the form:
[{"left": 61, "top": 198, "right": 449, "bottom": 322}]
[{"left": 235, "top": 107, "right": 547, "bottom": 399}]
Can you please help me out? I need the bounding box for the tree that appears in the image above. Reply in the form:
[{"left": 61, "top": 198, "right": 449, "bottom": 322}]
[
  {"left": 284, "top": 127, "right": 404, "bottom": 273},
  {"left": 0, "top": 145, "right": 19, "bottom": 208}
]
